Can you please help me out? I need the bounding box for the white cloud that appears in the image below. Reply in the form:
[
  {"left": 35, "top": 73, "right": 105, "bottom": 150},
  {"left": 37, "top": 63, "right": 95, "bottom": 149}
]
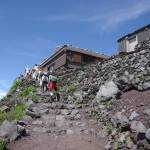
[
  {"left": 36, "top": 0, "right": 150, "bottom": 30},
  {"left": 0, "top": 89, "right": 7, "bottom": 100},
  {"left": 100, "top": 1, "right": 150, "bottom": 30}
]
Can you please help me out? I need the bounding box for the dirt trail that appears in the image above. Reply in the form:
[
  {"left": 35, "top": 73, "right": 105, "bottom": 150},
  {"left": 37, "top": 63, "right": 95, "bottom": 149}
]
[{"left": 9, "top": 95, "right": 108, "bottom": 150}]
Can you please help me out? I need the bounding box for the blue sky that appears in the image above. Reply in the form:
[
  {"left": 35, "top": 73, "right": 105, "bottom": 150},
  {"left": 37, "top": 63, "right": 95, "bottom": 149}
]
[{"left": 0, "top": 0, "right": 150, "bottom": 98}]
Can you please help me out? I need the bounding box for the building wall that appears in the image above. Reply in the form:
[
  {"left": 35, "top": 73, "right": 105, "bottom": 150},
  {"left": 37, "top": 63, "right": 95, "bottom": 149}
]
[
  {"left": 54, "top": 53, "right": 66, "bottom": 69},
  {"left": 118, "top": 40, "right": 127, "bottom": 52},
  {"left": 138, "top": 28, "right": 150, "bottom": 43},
  {"left": 42, "top": 51, "right": 67, "bottom": 71},
  {"left": 118, "top": 28, "right": 150, "bottom": 53}
]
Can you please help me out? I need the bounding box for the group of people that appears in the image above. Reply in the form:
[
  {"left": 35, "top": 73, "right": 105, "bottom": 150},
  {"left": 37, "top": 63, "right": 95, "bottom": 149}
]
[{"left": 24, "top": 64, "right": 58, "bottom": 94}]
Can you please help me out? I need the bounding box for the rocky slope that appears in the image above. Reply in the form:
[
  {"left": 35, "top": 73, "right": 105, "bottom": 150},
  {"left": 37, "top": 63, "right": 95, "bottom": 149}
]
[
  {"left": 55, "top": 48, "right": 150, "bottom": 149},
  {"left": 0, "top": 47, "right": 150, "bottom": 149}
]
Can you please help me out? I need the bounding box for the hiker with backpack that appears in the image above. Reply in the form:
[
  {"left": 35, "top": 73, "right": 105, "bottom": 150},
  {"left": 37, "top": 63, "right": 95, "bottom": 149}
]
[
  {"left": 40, "top": 72, "right": 49, "bottom": 93},
  {"left": 48, "top": 71, "right": 60, "bottom": 101},
  {"left": 48, "top": 72, "right": 58, "bottom": 92}
]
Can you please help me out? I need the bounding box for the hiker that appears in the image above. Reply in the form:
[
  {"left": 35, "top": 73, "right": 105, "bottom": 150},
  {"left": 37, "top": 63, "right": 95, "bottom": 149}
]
[
  {"left": 48, "top": 71, "right": 58, "bottom": 92},
  {"left": 32, "top": 64, "right": 39, "bottom": 80},
  {"left": 48, "top": 72, "right": 60, "bottom": 102},
  {"left": 32, "top": 65, "right": 42, "bottom": 81},
  {"left": 40, "top": 72, "right": 49, "bottom": 93},
  {"left": 48, "top": 71, "right": 60, "bottom": 101},
  {"left": 24, "top": 66, "right": 30, "bottom": 79}
]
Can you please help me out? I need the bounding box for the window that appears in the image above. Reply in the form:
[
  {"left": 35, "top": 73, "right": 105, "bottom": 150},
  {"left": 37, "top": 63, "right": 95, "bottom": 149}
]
[
  {"left": 128, "top": 36, "right": 136, "bottom": 43},
  {"left": 82, "top": 55, "right": 94, "bottom": 63}
]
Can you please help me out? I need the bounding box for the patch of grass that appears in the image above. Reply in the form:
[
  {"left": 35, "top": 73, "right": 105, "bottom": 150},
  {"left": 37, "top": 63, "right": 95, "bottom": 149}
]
[
  {"left": 20, "top": 86, "right": 36, "bottom": 98},
  {"left": 31, "top": 93, "right": 39, "bottom": 103},
  {"left": 0, "top": 138, "right": 7, "bottom": 150},
  {"left": 67, "top": 84, "right": 76, "bottom": 93},
  {"left": 0, "top": 103, "right": 27, "bottom": 125},
  {"left": 13, "top": 104, "right": 27, "bottom": 121},
  {"left": 105, "top": 123, "right": 113, "bottom": 135},
  {"left": 8, "top": 79, "right": 22, "bottom": 94}
]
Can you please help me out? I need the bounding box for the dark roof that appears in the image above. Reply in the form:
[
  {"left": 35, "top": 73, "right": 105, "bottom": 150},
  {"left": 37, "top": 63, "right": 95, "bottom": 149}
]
[
  {"left": 118, "top": 24, "right": 150, "bottom": 42},
  {"left": 40, "top": 45, "right": 109, "bottom": 67}
]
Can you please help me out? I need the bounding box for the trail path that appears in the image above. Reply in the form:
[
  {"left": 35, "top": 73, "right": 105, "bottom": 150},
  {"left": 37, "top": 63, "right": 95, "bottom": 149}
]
[{"left": 9, "top": 93, "right": 108, "bottom": 150}]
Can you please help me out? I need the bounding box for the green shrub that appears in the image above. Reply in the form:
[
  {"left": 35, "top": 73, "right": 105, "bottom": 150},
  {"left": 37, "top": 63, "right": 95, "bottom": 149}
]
[
  {"left": 0, "top": 104, "right": 27, "bottom": 125},
  {"left": 8, "top": 79, "right": 22, "bottom": 94},
  {"left": 105, "top": 123, "right": 113, "bottom": 135},
  {"left": 0, "top": 138, "right": 7, "bottom": 150},
  {"left": 20, "top": 86, "right": 36, "bottom": 98}
]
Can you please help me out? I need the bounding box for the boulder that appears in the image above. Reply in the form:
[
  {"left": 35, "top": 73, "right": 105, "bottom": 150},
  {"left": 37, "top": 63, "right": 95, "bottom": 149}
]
[
  {"left": 26, "top": 110, "right": 41, "bottom": 118},
  {"left": 130, "top": 121, "right": 147, "bottom": 133},
  {"left": 111, "top": 112, "right": 129, "bottom": 128},
  {"left": 95, "top": 81, "right": 119, "bottom": 103},
  {"left": 129, "top": 111, "right": 140, "bottom": 121},
  {"left": 0, "top": 120, "right": 19, "bottom": 142}
]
